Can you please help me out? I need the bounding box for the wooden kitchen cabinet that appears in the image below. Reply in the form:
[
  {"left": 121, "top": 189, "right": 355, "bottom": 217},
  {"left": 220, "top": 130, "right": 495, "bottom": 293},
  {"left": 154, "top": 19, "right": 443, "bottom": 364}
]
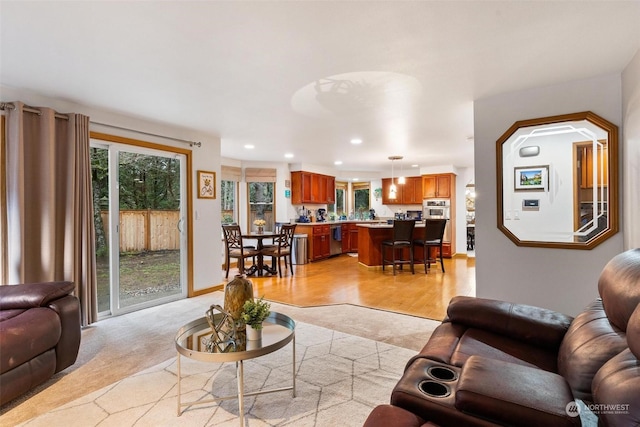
[
  {"left": 381, "top": 176, "right": 423, "bottom": 205},
  {"left": 326, "top": 177, "right": 335, "bottom": 203},
  {"left": 403, "top": 176, "right": 423, "bottom": 204},
  {"left": 422, "top": 174, "right": 453, "bottom": 199},
  {"left": 339, "top": 223, "right": 360, "bottom": 253},
  {"left": 341, "top": 224, "right": 350, "bottom": 253},
  {"left": 291, "top": 171, "right": 336, "bottom": 204},
  {"left": 311, "top": 224, "right": 331, "bottom": 260},
  {"left": 349, "top": 223, "right": 359, "bottom": 252},
  {"left": 291, "top": 171, "right": 311, "bottom": 204}
]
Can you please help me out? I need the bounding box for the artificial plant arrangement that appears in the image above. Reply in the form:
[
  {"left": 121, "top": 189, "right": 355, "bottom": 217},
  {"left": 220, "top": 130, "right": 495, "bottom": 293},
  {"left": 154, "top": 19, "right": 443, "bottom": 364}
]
[{"left": 241, "top": 297, "right": 271, "bottom": 330}]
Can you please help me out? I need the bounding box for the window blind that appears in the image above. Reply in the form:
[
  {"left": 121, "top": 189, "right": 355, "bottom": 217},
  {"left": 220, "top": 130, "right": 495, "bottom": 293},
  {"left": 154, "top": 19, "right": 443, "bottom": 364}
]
[
  {"left": 221, "top": 165, "right": 241, "bottom": 181},
  {"left": 245, "top": 168, "right": 276, "bottom": 182}
]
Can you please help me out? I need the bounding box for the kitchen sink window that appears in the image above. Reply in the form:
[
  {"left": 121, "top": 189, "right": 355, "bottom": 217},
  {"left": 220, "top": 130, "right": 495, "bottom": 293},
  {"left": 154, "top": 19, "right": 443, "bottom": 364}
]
[
  {"left": 330, "top": 181, "right": 347, "bottom": 218},
  {"left": 352, "top": 181, "right": 370, "bottom": 218}
]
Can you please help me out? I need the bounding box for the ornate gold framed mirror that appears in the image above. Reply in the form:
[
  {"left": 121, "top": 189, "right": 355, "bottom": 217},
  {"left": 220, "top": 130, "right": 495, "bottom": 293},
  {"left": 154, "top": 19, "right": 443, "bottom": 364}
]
[{"left": 496, "top": 111, "right": 618, "bottom": 249}]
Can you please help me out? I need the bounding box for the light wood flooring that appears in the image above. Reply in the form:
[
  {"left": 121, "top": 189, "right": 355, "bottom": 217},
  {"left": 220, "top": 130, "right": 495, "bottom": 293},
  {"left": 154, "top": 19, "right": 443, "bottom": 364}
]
[{"left": 228, "top": 252, "right": 476, "bottom": 321}]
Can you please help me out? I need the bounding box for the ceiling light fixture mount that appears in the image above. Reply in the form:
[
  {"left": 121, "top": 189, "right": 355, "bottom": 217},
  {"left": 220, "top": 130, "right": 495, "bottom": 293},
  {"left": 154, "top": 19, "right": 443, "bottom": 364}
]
[{"left": 388, "top": 155, "right": 404, "bottom": 199}]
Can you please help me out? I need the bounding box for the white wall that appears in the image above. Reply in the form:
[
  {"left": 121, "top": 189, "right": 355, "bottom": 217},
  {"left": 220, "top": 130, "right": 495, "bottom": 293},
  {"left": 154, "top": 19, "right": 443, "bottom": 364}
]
[
  {"left": 501, "top": 127, "right": 607, "bottom": 242},
  {"left": 622, "top": 49, "right": 640, "bottom": 250},
  {"left": 473, "top": 74, "right": 625, "bottom": 316},
  {"left": 1, "top": 86, "right": 223, "bottom": 293}
]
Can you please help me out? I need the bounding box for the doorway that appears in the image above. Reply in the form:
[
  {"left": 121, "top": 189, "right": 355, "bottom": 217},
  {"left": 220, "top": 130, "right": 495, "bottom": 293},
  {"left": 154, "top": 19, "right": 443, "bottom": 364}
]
[{"left": 91, "top": 141, "right": 188, "bottom": 316}]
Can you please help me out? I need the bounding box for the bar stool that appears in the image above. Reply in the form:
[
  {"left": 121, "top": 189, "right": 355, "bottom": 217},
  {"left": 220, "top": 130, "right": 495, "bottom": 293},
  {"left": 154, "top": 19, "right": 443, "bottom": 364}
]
[
  {"left": 381, "top": 220, "right": 416, "bottom": 275},
  {"left": 414, "top": 219, "right": 447, "bottom": 273}
]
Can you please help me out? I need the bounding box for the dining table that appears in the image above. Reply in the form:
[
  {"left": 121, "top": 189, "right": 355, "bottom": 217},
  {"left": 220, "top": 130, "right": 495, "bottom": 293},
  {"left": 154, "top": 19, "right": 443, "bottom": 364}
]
[{"left": 241, "top": 232, "right": 278, "bottom": 277}]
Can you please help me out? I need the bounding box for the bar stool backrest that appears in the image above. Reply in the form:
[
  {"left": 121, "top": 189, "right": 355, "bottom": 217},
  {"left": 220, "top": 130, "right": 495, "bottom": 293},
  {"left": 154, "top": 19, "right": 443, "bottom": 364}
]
[{"left": 393, "top": 220, "right": 416, "bottom": 244}]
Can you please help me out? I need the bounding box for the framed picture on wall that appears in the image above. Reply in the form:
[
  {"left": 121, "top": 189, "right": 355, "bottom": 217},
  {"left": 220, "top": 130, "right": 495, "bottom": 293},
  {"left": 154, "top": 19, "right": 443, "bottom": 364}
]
[
  {"left": 197, "top": 170, "right": 216, "bottom": 199},
  {"left": 514, "top": 165, "right": 548, "bottom": 191}
]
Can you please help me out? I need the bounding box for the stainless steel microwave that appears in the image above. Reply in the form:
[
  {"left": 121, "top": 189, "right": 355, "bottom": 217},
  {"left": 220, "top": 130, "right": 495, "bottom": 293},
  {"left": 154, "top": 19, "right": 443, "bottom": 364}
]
[{"left": 424, "top": 199, "right": 450, "bottom": 219}]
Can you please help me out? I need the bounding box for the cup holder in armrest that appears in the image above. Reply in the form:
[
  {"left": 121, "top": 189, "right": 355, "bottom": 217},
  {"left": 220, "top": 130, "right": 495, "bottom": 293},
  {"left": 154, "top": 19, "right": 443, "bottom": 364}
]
[
  {"left": 427, "top": 366, "right": 457, "bottom": 382},
  {"left": 419, "top": 380, "right": 451, "bottom": 398}
]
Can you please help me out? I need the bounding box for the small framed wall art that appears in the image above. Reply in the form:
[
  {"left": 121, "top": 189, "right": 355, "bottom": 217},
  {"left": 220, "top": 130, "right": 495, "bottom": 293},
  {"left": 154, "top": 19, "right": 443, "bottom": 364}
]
[
  {"left": 514, "top": 165, "right": 548, "bottom": 191},
  {"left": 197, "top": 170, "right": 216, "bottom": 199}
]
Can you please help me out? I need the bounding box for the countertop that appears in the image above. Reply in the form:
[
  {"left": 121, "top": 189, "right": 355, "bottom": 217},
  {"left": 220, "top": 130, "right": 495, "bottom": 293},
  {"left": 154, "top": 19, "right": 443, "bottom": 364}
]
[
  {"left": 357, "top": 222, "right": 425, "bottom": 228},
  {"left": 294, "top": 220, "right": 387, "bottom": 225}
]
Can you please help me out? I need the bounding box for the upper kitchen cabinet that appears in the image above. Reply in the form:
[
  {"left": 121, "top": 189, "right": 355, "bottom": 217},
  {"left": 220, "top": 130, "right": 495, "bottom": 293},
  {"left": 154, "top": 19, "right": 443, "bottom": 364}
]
[
  {"left": 326, "top": 176, "right": 335, "bottom": 203},
  {"left": 403, "top": 176, "right": 424, "bottom": 204},
  {"left": 422, "top": 174, "right": 455, "bottom": 199},
  {"left": 291, "top": 171, "right": 336, "bottom": 204},
  {"left": 381, "top": 176, "right": 423, "bottom": 205}
]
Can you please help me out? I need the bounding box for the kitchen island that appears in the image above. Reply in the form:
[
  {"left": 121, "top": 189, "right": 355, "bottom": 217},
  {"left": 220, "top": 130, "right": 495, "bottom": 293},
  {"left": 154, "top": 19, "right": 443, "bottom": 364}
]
[
  {"left": 357, "top": 223, "right": 429, "bottom": 268},
  {"left": 294, "top": 220, "right": 385, "bottom": 262}
]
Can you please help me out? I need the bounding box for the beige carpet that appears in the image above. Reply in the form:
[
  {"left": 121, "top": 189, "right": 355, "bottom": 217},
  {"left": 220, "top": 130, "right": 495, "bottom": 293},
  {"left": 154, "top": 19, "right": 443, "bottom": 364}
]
[
  {"left": 1, "top": 292, "right": 440, "bottom": 425},
  {"left": 16, "top": 322, "right": 416, "bottom": 426}
]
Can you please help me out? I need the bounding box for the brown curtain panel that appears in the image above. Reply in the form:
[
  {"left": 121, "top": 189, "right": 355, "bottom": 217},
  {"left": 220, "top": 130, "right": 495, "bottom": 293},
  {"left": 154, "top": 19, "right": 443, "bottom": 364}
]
[{"left": 3, "top": 102, "right": 97, "bottom": 325}]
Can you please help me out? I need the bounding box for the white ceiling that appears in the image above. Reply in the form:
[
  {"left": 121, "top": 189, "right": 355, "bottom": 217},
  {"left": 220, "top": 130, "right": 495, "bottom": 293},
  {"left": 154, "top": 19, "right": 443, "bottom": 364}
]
[{"left": 2, "top": 1, "right": 640, "bottom": 178}]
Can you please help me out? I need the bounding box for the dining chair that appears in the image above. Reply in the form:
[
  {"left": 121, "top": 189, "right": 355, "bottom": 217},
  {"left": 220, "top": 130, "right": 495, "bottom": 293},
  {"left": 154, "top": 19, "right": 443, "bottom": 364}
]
[
  {"left": 413, "top": 219, "right": 447, "bottom": 273},
  {"left": 261, "top": 224, "right": 297, "bottom": 277},
  {"left": 381, "top": 220, "right": 416, "bottom": 275},
  {"left": 222, "top": 224, "right": 260, "bottom": 278}
]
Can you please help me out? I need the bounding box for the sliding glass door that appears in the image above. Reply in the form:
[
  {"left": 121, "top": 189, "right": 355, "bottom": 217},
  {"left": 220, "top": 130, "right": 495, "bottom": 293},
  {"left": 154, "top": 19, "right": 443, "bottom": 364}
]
[{"left": 91, "top": 141, "right": 187, "bottom": 316}]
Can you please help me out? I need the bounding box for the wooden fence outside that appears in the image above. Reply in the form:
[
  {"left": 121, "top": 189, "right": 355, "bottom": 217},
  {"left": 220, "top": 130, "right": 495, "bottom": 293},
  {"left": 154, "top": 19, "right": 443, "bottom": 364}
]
[{"left": 100, "top": 210, "right": 180, "bottom": 252}]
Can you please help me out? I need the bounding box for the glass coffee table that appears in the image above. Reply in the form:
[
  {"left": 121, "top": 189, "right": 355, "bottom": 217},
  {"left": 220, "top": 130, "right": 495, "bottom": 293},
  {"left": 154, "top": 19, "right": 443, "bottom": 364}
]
[{"left": 175, "top": 311, "right": 296, "bottom": 424}]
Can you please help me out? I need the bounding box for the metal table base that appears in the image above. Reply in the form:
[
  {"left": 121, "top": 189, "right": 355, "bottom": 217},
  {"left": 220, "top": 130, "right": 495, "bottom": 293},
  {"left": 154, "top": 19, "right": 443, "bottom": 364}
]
[{"left": 175, "top": 313, "right": 296, "bottom": 425}]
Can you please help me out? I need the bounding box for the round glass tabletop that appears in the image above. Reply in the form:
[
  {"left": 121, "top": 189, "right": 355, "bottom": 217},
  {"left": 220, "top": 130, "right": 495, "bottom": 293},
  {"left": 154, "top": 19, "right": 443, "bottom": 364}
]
[{"left": 175, "top": 311, "right": 295, "bottom": 363}]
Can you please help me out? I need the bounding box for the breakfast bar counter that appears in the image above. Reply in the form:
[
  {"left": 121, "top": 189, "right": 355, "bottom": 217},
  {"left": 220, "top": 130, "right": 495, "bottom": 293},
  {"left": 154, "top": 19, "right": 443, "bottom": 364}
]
[{"left": 357, "top": 223, "right": 426, "bottom": 268}]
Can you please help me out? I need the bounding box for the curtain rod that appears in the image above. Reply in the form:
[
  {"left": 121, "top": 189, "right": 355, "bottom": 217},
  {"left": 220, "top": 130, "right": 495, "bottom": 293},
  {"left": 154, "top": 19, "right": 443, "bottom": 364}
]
[
  {"left": 0, "top": 102, "right": 201, "bottom": 147},
  {"left": 90, "top": 121, "right": 201, "bottom": 148},
  {"left": 0, "top": 101, "right": 69, "bottom": 120}
]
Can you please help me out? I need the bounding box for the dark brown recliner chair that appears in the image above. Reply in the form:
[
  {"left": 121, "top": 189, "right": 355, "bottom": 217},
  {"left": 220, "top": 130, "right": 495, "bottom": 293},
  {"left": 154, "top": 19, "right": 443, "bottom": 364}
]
[
  {"left": 364, "top": 248, "right": 640, "bottom": 427},
  {"left": 0, "top": 281, "right": 81, "bottom": 405}
]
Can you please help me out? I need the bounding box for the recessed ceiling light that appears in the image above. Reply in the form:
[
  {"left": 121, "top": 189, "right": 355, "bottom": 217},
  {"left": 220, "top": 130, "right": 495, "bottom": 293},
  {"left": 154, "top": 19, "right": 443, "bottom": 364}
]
[
  {"left": 350, "top": 138, "right": 362, "bottom": 145},
  {"left": 352, "top": 178, "right": 359, "bottom": 181},
  {"left": 284, "top": 153, "right": 294, "bottom": 158},
  {"left": 412, "top": 164, "right": 419, "bottom": 168},
  {"left": 334, "top": 160, "right": 343, "bottom": 165},
  {"left": 244, "top": 144, "right": 254, "bottom": 149}
]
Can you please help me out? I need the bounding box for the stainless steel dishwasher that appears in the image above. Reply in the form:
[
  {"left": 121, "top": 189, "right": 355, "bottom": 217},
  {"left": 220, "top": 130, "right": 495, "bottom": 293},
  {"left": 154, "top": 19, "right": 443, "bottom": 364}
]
[{"left": 330, "top": 224, "right": 342, "bottom": 255}]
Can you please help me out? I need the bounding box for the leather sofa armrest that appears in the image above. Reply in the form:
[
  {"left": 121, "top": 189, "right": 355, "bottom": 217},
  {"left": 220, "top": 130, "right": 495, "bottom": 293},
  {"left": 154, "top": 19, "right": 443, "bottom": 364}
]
[
  {"left": 0, "top": 282, "right": 75, "bottom": 310},
  {"left": 455, "top": 355, "right": 580, "bottom": 427},
  {"left": 446, "top": 296, "right": 573, "bottom": 349},
  {"left": 363, "top": 405, "right": 431, "bottom": 427},
  {"left": 49, "top": 295, "right": 81, "bottom": 372}
]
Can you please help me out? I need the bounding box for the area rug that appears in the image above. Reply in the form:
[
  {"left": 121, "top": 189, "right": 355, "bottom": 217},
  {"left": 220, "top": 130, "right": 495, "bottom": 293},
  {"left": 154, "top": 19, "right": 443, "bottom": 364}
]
[{"left": 18, "top": 322, "right": 416, "bottom": 427}]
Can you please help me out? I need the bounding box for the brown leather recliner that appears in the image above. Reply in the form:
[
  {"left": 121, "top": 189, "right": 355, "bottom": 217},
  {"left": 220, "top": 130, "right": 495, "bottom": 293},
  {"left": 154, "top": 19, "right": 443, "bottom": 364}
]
[
  {"left": 0, "top": 281, "right": 81, "bottom": 406},
  {"left": 364, "top": 248, "right": 640, "bottom": 427}
]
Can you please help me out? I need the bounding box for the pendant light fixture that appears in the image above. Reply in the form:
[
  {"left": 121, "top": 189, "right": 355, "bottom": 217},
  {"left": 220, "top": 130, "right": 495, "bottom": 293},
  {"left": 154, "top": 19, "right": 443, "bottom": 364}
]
[
  {"left": 388, "top": 155, "right": 403, "bottom": 199},
  {"left": 398, "top": 160, "right": 406, "bottom": 185}
]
